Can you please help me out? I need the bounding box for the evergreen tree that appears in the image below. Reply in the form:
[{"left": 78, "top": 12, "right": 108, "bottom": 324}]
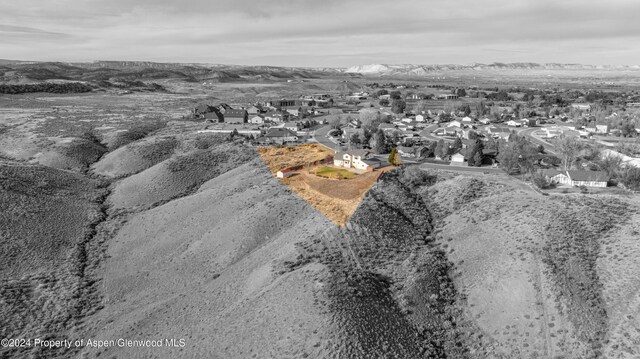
[
  {"left": 370, "top": 129, "right": 389, "bottom": 154},
  {"left": 388, "top": 147, "right": 399, "bottom": 166}
]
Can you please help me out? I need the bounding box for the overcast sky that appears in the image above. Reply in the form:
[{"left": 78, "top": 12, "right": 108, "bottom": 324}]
[{"left": 1, "top": 0, "right": 638, "bottom": 67}]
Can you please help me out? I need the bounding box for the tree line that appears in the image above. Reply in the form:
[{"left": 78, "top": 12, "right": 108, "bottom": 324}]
[{"left": 0, "top": 82, "right": 94, "bottom": 94}]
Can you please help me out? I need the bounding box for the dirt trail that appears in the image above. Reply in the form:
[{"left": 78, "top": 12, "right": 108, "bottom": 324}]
[{"left": 532, "top": 252, "right": 553, "bottom": 359}]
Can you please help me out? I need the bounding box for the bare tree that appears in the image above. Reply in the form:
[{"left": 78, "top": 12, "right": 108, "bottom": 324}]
[{"left": 553, "top": 136, "right": 583, "bottom": 171}]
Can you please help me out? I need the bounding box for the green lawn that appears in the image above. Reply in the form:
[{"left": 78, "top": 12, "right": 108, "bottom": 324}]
[{"left": 313, "top": 166, "right": 356, "bottom": 179}]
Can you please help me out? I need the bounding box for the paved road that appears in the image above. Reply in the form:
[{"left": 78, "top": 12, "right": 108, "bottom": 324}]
[
  {"left": 419, "top": 124, "right": 446, "bottom": 142},
  {"left": 311, "top": 125, "right": 340, "bottom": 151},
  {"left": 419, "top": 162, "right": 539, "bottom": 194},
  {"left": 419, "top": 162, "right": 504, "bottom": 174},
  {"left": 518, "top": 127, "right": 558, "bottom": 155}
]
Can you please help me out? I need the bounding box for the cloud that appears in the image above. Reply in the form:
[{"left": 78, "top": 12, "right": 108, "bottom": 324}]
[
  {"left": 0, "top": 24, "right": 69, "bottom": 37},
  {"left": 0, "top": 0, "right": 639, "bottom": 66}
]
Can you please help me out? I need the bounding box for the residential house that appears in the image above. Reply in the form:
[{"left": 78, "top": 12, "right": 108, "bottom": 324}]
[
  {"left": 216, "top": 103, "right": 233, "bottom": 114},
  {"left": 567, "top": 170, "right": 608, "bottom": 187},
  {"left": 379, "top": 123, "right": 397, "bottom": 133},
  {"left": 415, "top": 114, "right": 427, "bottom": 122},
  {"left": 267, "top": 99, "right": 297, "bottom": 108},
  {"left": 487, "top": 126, "right": 512, "bottom": 140},
  {"left": 285, "top": 108, "right": 301, "bottom": 117},
  {"left": 437, "top": 94, "right": 459, "bottom": 100},
  {"left": 543, "top": 127, "right": 563, "bottom": 139},
  {"left": 542, "top": 169, "right": 608, "bottom": 187},
  {"left": 461, "top": 116, "right": 474, "bottom": 126},
  {"left": 333, "top": 149, "right": 381, "bottom": 171},
  {"left": 246, "top": 105, "right": 264, "bottom": 115},
  {"left": 249, "top": 115, "right": 265, "bottom": 124},
  {"left": 348, "top": 118, "right": 362, "bottom": 128},
  {"left": 263, "top": 111, "right": 287, "bottom": 123},
  {"left": 408, "top": 93, "right": 429, "bottom": 100},
  {"left": 479, "top": 117, "right": 492, "bottom": 125},
  {"left": 444, "top": 126, "right": 463, "bottom": 137},
  {"left": 449, "top": 120, "right": 462, "bottom": 128},
  {"left": 451, "top": 149, "right": 466, "bottom": 163},
  {"left": 542, "top": 169, "right": 571, "bottom": 185},
  {"left": 283, "top": 121, "right": 302, "bottom": 132},
  {"left": 397, "top": 146, "right": 415, "bottom": 158},
  {"left": 505, "top": 119, "right": 521, "bottom": 127},
  {"left": 571, "top": 103, "right": 591, "bottom": 112},
  {"left": 203, "top": 109, "right": 224, "bottom": 122},
  {"left": 223, "top": 109, "right": 248, "bottom": 124},
  {"left": 595, "top": 120, "right": 609, "bottom": 134},
  {"left": 520, "top": 118, "right": 537, "bottom": 127},
  {"left": 263, "top": 128, "right": 299, "bottom": 145}
]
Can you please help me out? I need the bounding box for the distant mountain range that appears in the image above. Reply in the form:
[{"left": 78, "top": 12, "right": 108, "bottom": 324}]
[
  {"left": 344, "top": 63, "right": 640, "bottom": 75},
  {"left": 3, "top": 59, "right": 640, "bottom": 83},
  {"left": 0, "top": 60, "right": 353, "bottom": 84}
]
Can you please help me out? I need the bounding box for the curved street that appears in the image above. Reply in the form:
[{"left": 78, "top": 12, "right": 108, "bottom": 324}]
[{"left": 517, "top": 127, "right": 558, "bottom": 155}]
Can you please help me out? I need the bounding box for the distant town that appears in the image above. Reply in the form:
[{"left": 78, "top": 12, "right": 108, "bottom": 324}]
[{"left": 193, "top": 84, "right": 640, "bottom": 192}]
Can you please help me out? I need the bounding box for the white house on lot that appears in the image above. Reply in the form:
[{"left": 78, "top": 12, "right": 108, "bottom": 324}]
[
  {"left": 283, "top": 121, "right": 302, "bottom": 132},
  {"left": 415, "top": 114, "right": 426, "bottom": 122},
  {"left": 264, "top": 112, "right": 286, "bottom": 123},
  {"left": 451, "top": 149, "right": 466, "bottom": 163},
  {"left": 506, "top": 119, "right": 521, "bottom": 127},
  {"left": 461, "top": 116, "right": 474, "bottom": 125},
  {"left": 542, "top": 169, "right": 608, "bottom": 187},
  {"left": 595, "top": 120, "right": 609, "bottom": 134},
  {"left": 543, "top": 127, "right": 563, "bottom": 139},
  {"left": 333, "top": 149, "right": 381, "bottom": 171},
  {"left": 567, "top": 170, "right": 608, "bottom": 187},
  {"left": 246, "top": 105, "right": 263, "bottom": 115},
  {"left": 571, "top": 103, "right": 591, "bottom": 112},
  {"left": 262, "top": 128, "right": 299, "bottom": 145},
  {"left": 249, "top": 115, "right": 265, "bottom": 124},
  {"left": 449, "top": 120, "right": 462, "bottom": 128},
  {"left": 479, "top": 117, "right": 492, "bottom": 125}
]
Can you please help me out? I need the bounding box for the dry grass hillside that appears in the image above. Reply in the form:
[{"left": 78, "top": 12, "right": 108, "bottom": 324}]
[
  {"left": 0, "top": 161, "right": 107, "bottom": 358},
  {"left": 91, "top": 135, "right": 179, "bottom": 178},
  {"left": 80, "top": 159, "right": 341, "bottom": 358},
  {"left": 108, "top": 141, "right": 254, "bottom": 211},
  {"left": 420, "top": 170, "right": 640, "bottom": 359},
  {"left": 0, "top": 162, "right": 105, "bottom": 277},
  {"left": 79, "top": 162, "right": 478, "bottom": 358}
]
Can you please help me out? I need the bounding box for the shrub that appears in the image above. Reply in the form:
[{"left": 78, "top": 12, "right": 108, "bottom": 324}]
[
  {"left": 617, "top": 167, "right": 640, "bottom": 191},
  {"left": 531, "top": 171, "right": 550, "bottom": 189},
  {"left": 400, "top": 166, "right": 437, "bottom": 189}
]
